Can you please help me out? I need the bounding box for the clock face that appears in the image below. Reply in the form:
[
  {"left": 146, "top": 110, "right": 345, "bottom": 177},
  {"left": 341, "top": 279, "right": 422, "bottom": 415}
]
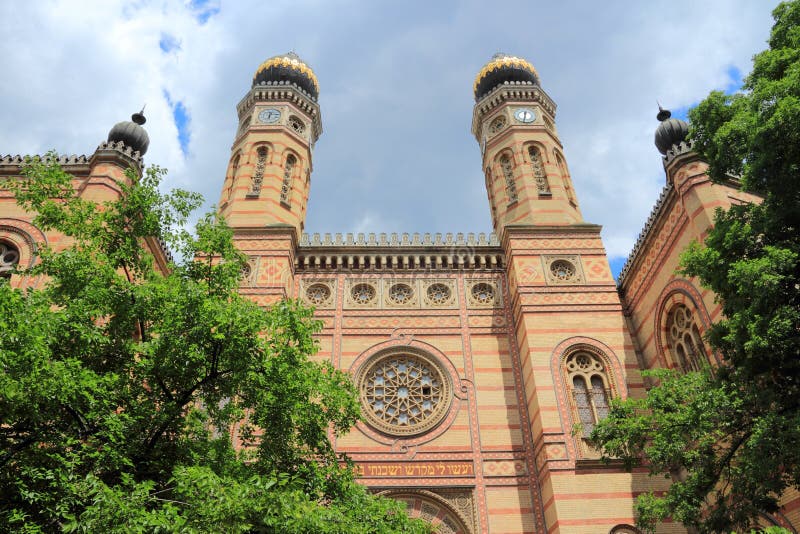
[
  {"left": 258, "top": 108, "right": 281, "bottom": 124},
  {"left": 514, "top": 108, "right": 536, "bottom": 124}
]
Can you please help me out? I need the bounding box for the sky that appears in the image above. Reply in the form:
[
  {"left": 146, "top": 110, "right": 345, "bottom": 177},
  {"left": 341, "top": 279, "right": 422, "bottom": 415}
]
[{"left": 0, "top": 0, "right": 776, "bottom": 278}]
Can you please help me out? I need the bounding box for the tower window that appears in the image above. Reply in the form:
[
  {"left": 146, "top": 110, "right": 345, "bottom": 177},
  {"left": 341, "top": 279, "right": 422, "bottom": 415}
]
[
  {"left": 667, "top": 304, "right": 707, "bottom": 372},
  {"left": 555, "top": 153, "right": 576, "bottom": 205},
  {"left": 499, "top": 155, "right": 518, "bottom": 204},
  {"left": 0, "top": 241, "right": 20, "bottom": 278},
  {"left": 226, "top": 154, "right": 240, "bottom": 200},
  {"left": 250, "top": 146, "right": 268, "bottom": 196},
  {"left": 288, "top": 116, "right": 306, "bottom": 135},
  {"left": 565, "top": 350, "right": 613, "bottom": 437},
  {"left": 528, "top": 146, "right": 550, "bottom": 194},
  {"left": 281, "top": 154, "right": 296, "bottom": 207},
  {"left": 488, "top": 114, "right": 507, "bottom": 135}
]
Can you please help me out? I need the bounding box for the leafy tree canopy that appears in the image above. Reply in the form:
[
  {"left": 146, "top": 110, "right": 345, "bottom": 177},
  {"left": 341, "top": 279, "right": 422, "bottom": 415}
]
[
  {"left": 592, "top": 2, "right": 800, "bottom": 533},
  {"left": 0, "top": 157, "right": 430, "bottom": 533}
]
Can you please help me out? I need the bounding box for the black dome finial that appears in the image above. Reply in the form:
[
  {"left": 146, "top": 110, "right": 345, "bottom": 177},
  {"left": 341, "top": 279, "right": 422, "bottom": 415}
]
[
  {"left": 132, "top": 105, "right": 146, "bottom": 126},
  {"left": 656, "top": 102, "right": 671, "bottom": 122},
  {"left": 654, "top": 104, "right": 689, "bottom": 155}
]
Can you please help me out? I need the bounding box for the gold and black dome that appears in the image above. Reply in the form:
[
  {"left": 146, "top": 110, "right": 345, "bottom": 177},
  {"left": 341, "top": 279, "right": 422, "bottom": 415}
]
[
  {"left": 474, "top": 53, "right": 539, "bottom": 101},
  {"left": 252, "top": 52, "right": 319, "bottom": 100}
]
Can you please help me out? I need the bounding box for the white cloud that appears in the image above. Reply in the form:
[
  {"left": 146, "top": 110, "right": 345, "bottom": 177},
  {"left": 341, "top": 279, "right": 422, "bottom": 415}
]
[{"left": 0, "top": 0, "right": 775, "bottom": 272}]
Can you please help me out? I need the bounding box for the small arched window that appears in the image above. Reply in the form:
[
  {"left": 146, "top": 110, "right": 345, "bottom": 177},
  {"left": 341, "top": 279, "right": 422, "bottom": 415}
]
[
  {"left": 610, "top": 525, "right": 641, "bottom": 534},
  {"left": 667, "top": 304, "right": 707, "bottom": 372},
  {"left": 527, "top": 146, "right": 550, "bottom": 194},
  {"left": 281, "top": 154, "right": 296, "bottom": 206},
  {"left": 485, "top": 167, "right": 498, "bottom": 226},
  {"left": 0, "top": 241, "right": 20, "bottom": 278},
  {"left": 226, "top": 154, "right": 240, "bottom": 200},
  {"left": 565, "top": 350, "right": 612, "bottom": 436},
  {"left": 250, "top": 146, "right": 269, "bottom": 196},
  {"left": 499, "top": 154, "right": 518, "bottom": 204}
]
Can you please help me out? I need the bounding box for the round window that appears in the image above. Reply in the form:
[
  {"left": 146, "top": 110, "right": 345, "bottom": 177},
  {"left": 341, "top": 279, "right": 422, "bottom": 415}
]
[
  {"left": 351, "top": 283, "right": 376, "bottom": 305},
  {"left": 471, "top": 282, "right": 495, "bottom": 304},
  {"left": 357, "top": 350, "right": 453, "bottom": 436},
  {"left": 426, "top": 283, "right": 451, "bottom": 305},
  {"left": 388, "top": 283, "right": 414, "bottom": 304},
  {"left": 306, "top": 283, "right": 331, "bottom": 305},
  {"left": 550, "top": 259, "right": 576, "bottom": 281}
]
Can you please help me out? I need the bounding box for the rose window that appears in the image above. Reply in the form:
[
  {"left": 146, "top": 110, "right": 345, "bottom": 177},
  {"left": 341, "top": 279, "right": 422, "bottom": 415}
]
[
  {"left": 388, "top": 283, "right": 413, "bottom": 304},
  {"left": 306, "top": 283, "right": 331, "bottom": 305},
  {"left": 550, "top": 260, "right": 576, "bottom": 281},
  {"left": 351, "top": 283, "right": 376, "bottom": 305},
  {"left": 471, "top": 282, "right": 495, "bottom": 304},
  {"left": 0, "top": 242, "right": 20, "bottom": 276},
  {"left": 359, "top": 351, "right": 452, "bottom": 436},
  {"left": 426, "top": 283, "right": 451, "bottom": 305}
]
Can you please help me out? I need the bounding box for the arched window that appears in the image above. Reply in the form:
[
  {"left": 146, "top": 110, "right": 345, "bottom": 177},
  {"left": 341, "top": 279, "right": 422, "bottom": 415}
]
[
  {"left": 499, "top": 154, "right": 518, "bottom": 203},
  {"left": 565, "top": 350, "right": 612, "bottom": 436},
  {"left": 666, "top": 304, "right": 707, "bottom": 372},
  {"left": 0, "top": 241, "right": 20, "bottom": 278},
  {"left": 226, "top": 154, "right": 240, "bottom": 200},
  {"left": 281, "top": 154, "right": 296, "bottom": 206},
  {"left": 527, "top": 145, "right": 550, "bottom": 194},
  {"left": 555, "top": 152, "right": 576, "bottom": 205},
  {"left": 485, "top": 167, "right": 498, "bottom": 226},
  {"left": 250, "top": 146, "right": 268, "bottom": 196}
]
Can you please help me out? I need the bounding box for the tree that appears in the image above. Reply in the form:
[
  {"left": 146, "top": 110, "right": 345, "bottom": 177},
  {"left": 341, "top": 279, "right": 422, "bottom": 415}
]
[
  {"left": 591, "top": 2, "right": 800, "bottom": 533},
  {"left": 0, "top": 157, "right": 430, "bottom": 533}
]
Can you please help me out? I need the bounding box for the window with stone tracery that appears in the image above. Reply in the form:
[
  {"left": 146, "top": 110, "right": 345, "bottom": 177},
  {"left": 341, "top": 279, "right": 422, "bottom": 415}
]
[
  {"left": 0, "top": 241, "right": 20, "bottom": 278},
  {"left": 281, "top": 154, "right": 296, "bottom": 206},
  {"left": 499, "top": 154, "right": 518, "bottom": 203},
  {"left": 565, "top": 350, "right": 612, "bottom": 437},
  {"left": 250, "top": 146, "right": 268, "bottom": 195},
  {"left": 527, "top": 145, "right": 550, "bottom": 193},
  {"left": 357, "top": 351, "right": 452, "bottom": 436},
  {"left": 666, "top": 304, "right": 707, "bottom": 372}
]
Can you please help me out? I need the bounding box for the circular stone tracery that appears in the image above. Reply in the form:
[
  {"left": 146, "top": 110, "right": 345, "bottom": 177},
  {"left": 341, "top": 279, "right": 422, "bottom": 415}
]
[
  {"left": 351, "top": 283, "right": 376, "bottom": 305},
  {"left": 358, "top": 351, "right": 452, "bottom": 436},
  {"left": 471, "top": 282, "right": 495, "bottom": 304},
  {"left": 550, "top": 259, "right": 576, "bottom": 281},
  {"left": 388, "top": 283, "right": 414, "bottom": 304},
  {"left": 427, "top": 283, "right": 451, "bottom": 305},
  {"left": 305, "top": 283, "right": 331, "bottom": 305}
]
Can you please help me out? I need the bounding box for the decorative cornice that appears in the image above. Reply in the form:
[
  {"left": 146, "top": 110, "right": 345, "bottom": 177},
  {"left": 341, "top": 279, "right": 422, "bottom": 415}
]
[
  {"left": 616, "top": 184, "right": 674, "bottom": 289},
  {"left": 296, "top": 232, "right": 503, "bottom": 272}
]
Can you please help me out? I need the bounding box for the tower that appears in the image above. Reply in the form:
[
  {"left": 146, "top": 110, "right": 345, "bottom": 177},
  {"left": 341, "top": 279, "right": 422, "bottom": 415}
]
[
  {"left": 472, "top": 54, "right": 582, "bottom": 233},
  {"left": 219, "top": 52, "right": 322, "bottom": 237},
  {"left": 217, "top": 53, "right": 323, "bottom": 304}
]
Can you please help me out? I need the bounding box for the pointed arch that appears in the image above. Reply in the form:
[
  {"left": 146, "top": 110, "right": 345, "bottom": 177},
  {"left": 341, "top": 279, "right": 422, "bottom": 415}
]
[
  {"left": 526, "top": 143, "right": 551, "bottom": 194},
  {"left": 496, "top": 150, "right": 518, "bottom": 204},
  {"left": 281, "top": 151, "right": 298, "bottom": 207},
  {"left": 554, "top": 150, "right": 576, "bottom": 205},
  {"left": 225, "top": 151, "right": 241, "bottom": 201},
  {"left": 654, "top": 280, "right": 716, "bottom": 371}
]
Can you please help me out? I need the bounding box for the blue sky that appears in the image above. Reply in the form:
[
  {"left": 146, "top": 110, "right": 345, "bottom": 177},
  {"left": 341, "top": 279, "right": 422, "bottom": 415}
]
[{"left": 0, "top": 0, "right": 775, "bottom": 279}]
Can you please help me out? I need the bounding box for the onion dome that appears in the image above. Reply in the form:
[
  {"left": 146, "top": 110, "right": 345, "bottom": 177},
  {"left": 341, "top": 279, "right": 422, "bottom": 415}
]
[
  {"left": 654, "top": 107, "right": 689, "bottom": 155},
  {"left": 474, "top": 53, "right": 539, "bottom": 101},
  {"left": 252, "top": 52, "right": 319, "bottom": 99},
  {"left": 107, "top": 109, "right": 150, "bottom": 155}
]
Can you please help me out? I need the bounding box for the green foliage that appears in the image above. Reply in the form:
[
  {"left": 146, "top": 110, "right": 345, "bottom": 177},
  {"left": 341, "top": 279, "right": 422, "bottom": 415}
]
[
  {"left": 0, "top": 155, "right": 430, "bottom": 532},
  {"left": 591, "top": 2, "right": 800, "bottom": 533}
]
